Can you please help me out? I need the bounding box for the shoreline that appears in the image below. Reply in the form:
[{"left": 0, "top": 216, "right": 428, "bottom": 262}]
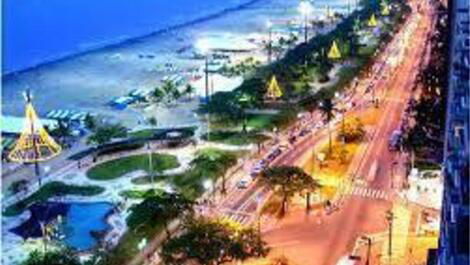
[{"left": 2, "top": 0, "right": 263, "bottom": 77}]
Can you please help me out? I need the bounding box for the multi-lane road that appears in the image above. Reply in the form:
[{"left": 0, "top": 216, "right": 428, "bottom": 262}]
[{"left": 207, "top": 1, "right": 436, "bottom": 264}]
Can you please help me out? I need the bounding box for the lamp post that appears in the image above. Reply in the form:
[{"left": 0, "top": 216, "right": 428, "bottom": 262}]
[
  {"left": 266, "top": 20, "right": 273, "bottom": 64},
  {"left": 197, "top": 39, "right": 211, "bottom": 103},
  {"left": 361, "top": 235, "right": 372, "bottom": 265},
  {"left": 197, "top": 39, "right": 212, "bottom": 141},
  {"left": 148, "top": 143, "right": 154, "bottom": 188},
  {"left": 386, "top": 210, "right": 394, "bottom": 265},
  {"left": 42, "top": 166, "right": 50, "bottom": 186},
  {"left": 299, "top": 1, "right": 314, "bottom": 43}
]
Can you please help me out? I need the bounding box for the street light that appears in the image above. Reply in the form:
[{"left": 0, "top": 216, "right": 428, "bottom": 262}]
[
  {"left": 386, "top": 210, "right": 394, "bottom": 265},
  {"left": 298, "top": 1, "right": 314, "bottom": 43},
  {"left": 197, "top": 38, "right": 212, "bottom": 142},
  {"left": 196, "top": 38, "right": 211, "bottom": 103},
  {"left": 361, "top": 235, "right": 372, "bottom": 265},
  {"left": 266, "top": 20, "right": 273, "bottom": 63}
]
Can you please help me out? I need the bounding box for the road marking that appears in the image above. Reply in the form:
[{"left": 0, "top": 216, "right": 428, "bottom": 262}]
[
  {"left": 268, "top": 240, "right": 301, "bottom": 248},
  {"left": 361, "top": 188, "right": 368, "bottom": 197},
  {"left": 372, "top": 190, "right": 379, "bottom": 198}
]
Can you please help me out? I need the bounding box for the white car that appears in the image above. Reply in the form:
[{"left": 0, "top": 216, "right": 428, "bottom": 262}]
[{"left": 236, "top": 179, "right": 250, "bottom": 189}]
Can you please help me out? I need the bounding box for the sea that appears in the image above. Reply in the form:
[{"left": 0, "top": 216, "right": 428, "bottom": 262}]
[
  {"left": 3, "top": 0, "right": 259, "bottom": 74},
  {"left": 2, "top": 0, "right": 352, "bottom": 126}
]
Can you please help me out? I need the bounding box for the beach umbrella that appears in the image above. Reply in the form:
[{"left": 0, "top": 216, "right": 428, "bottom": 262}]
[
  {"left": 266, "top": 75, "right": 283, "bottom": 100},
  {"left": 327, "top": 40, "right": 342, "bottom": 60}
]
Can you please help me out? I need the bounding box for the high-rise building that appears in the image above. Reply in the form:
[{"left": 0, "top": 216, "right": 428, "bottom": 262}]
[{"left": 437, "top": 0, "right": 470, "bottom": 263}]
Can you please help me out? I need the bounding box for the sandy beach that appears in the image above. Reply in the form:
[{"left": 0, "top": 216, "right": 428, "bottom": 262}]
[{"left": 2, "top": 0, "right": 351, "bottom": 128}]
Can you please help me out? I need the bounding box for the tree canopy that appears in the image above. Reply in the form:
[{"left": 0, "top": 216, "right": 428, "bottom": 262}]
[
  {"left": 126, "top": 192, "right": 194, "bottom": 234},
  {"left": 21, "top": 249, "right": 81, "bottom": 265},
  {"left": 160, "top": 218, "right": 269, "bottom": 265},
  {"left": 260, "top": 166, "right": 320, "bottom": 215}
]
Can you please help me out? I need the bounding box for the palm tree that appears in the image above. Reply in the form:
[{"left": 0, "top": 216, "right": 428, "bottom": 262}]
[
  {"left": 87, "top": 124, "right": 127, "bottom": 162},
  {"left": 260, "top": 166, "right": 320, "bottom": 216},
  {"left": 84, "top": 114, "right": 96, "bottom": 131},
  {"left": 21, "top": 249, "right": 81, "bottom": 265},
  {"left": 318, "top": 98, "right": 336, "bottom": 153},
  {"left": 50, "top": 120, "right": 72, "bottom": 146},
  {"left": 190, "top": 150, "right": 237, "bottom": 194},
  {"left": 183, "top": 83, "right": 196, "bottom": 99}
]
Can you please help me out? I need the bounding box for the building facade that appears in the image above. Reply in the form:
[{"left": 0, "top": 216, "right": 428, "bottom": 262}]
[{"left": 437, "top": 0, "right": 470, "bottom": 263}]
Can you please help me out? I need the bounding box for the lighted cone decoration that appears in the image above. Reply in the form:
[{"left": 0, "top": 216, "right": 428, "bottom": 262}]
[
  {"left": 381, "top": 3, "right": 390, "bottom": 16},
  {"left": 367, "top": 14, "right": 378, "bottom": 27},
  {"left": 327, "top": 40, "right": 342, "bottom": 60},
  {"left": 265, "top": 75, "right": 283, "bottom": 100},
  {"left": 8, "top": 92, "right": 62, "bottom": 163}
]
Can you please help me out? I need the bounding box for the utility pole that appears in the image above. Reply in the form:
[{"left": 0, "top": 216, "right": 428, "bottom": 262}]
[
  {"left": 148, "top": 143, "right": 154, "bottom": 187},
  {"left": 205, "top": 54, "right": 209, "bottom": 103},
  {"left": 267, "top": 20, "right": 273, "bottom": 63}
]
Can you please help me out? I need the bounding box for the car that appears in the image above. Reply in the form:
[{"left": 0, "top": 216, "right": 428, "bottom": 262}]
[
  {"left": 388, "top": 129, "right": 402, "bottom": 151},
  {"left": 236, "top": 178, "right": 250, "bottom": 189},
  {"left": 299, "top": 129, "right": 310, "bottom": 137}
]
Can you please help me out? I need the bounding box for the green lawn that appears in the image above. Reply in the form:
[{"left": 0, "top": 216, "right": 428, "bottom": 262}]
[
  {"left": 119, "top": 188, "right": 164, "bottom": 199},
  {"left": 100, "top": 221, "right": 165, "bottom": 265},
  {"left": 202, "top": 131, "right": 270, "bottom": 146},
  {"left": 3, "top": 181, "right": 104, "bottom": 216},
  {"left": 132, "top": 148, "right": 241, "bottom": 200},
  {"left": 129, "top": 129, "right": 156, "bottom": 139},
  {"left": 87, "top": 153, "right": 180, "bottom": 180},
  {"left": 103, "top": 148, "right": 241, "bottom": 264},
  {"left": 246, "top": 113, "right": 278, "bottom": 131}
]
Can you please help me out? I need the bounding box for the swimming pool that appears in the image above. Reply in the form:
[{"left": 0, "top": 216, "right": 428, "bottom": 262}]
[
  {"left": 11, "top": 202, "right": 114, "bottom": 251},
  {"left": 62, "top": 202, "right": 114, "bottom": 251}
]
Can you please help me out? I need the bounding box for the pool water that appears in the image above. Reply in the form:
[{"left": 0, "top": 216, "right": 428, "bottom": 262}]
[{"left": 62, "top": 202, "right": 114, "bottom": 251}]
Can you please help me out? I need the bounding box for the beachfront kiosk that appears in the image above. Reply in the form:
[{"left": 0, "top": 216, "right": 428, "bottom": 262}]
[{"left": 8, "top": 91, "right": 62, "bottom": 185}]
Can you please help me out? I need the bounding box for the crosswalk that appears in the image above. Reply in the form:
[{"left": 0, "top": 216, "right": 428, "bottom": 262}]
[
  {"left": 220, "top": 211, "right": 252, "bottom": 225},
  {"left": 343, "top": 185, "right": 390, "bottom": 200}
]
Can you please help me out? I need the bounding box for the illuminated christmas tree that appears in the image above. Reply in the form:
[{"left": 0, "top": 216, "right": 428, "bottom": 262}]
[
  {"left": 328, "top": 40, "right": 342, "bottom": 60},
  {"left": 381, "top": 2, "right": 390, "bottom": 16},
  {"left": 266, "top": 75, "right": 283, "bottom": 99},
  {"left": 367, "top": 14, "right": 378, "bottom": 27},
  {"left": 8, "top": 91, "right": 62, "bottom": 180}
]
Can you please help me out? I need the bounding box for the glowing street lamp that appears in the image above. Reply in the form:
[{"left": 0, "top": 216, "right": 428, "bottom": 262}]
[
  {"left": 266, "top": 20, "right": 273, "bottom": 63},
  {"left": 298, "top": 1, "right": 314, "bottom": 43}
]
